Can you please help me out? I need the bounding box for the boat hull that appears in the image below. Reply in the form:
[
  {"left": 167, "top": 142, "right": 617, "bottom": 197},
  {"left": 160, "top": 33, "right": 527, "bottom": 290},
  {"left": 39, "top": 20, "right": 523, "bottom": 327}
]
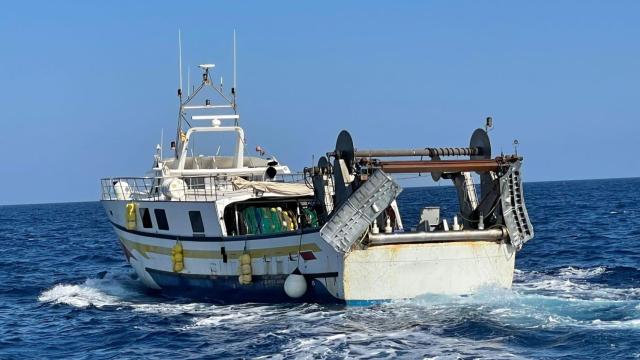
[
  {"left": 103, "top": 200, "right": 517, "bottom": 304},
  {"left": 144, "top": 269, "right": 338, "bottom": 303}
]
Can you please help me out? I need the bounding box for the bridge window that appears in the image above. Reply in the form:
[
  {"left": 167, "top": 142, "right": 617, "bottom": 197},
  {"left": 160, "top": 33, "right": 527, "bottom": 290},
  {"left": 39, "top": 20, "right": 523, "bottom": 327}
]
[
  {"left": 154, "top": 209, "right": 169, "bottom": 230},
  {"left": 189, "top": 211, "right": 205, "bottom": 234},
  {"left": 139, "top": 208, "right": 153, "bottom": 228}
]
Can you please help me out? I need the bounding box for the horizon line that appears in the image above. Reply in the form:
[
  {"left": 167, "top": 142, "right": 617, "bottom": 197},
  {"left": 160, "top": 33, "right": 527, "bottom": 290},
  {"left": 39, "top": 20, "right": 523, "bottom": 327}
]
[{"left": 1, "top": 175, "right": 638, "bottom": 207}]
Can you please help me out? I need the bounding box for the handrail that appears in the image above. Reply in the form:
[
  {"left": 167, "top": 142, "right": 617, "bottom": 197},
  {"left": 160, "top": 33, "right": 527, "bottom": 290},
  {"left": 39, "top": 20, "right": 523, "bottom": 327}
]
[{"left": 100, "top": 173, "right": 309, "bottom": 202}]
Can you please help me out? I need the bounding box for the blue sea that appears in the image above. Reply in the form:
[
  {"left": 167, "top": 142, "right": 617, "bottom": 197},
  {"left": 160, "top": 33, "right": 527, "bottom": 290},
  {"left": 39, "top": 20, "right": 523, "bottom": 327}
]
[{"left": 1, "top": 178, "right": 639, "bottom": 359}]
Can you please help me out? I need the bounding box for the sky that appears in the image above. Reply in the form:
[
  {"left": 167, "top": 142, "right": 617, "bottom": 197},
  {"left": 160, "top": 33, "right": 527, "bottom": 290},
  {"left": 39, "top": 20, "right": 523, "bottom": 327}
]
[{"left": 1, "top": 1, "right": 639, "bottom": 205}]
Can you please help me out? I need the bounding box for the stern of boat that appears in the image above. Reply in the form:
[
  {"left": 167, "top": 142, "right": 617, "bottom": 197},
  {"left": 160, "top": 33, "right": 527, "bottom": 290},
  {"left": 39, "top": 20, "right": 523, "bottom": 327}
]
[{"left": 341, "top": 241, "right": 516, "bottom": 304}]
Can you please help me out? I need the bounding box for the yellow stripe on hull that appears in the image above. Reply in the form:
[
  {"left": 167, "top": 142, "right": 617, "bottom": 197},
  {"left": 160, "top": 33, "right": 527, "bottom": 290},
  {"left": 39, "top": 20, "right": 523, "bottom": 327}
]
[{"left": 119, "top": 236, "right": 322, "bottom": 260}]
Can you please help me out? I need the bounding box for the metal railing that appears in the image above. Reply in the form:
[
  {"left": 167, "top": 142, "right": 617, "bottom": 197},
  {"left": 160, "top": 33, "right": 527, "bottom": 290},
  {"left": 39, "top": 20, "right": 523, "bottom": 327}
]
[{"left": 100, "top": 173, "right": 309, "bottom": 202}]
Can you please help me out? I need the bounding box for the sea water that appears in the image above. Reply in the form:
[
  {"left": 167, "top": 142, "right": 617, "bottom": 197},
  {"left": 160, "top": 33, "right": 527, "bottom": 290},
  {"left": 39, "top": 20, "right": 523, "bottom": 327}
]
[{"left": 1, "top": 178, "right": 639, "bottom": 359}]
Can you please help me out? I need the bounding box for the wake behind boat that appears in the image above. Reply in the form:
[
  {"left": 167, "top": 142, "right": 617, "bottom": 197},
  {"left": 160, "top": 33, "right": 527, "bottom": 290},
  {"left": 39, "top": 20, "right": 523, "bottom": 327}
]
[{"left": 100, "top": 40, "right": 534, "bottom": 305}]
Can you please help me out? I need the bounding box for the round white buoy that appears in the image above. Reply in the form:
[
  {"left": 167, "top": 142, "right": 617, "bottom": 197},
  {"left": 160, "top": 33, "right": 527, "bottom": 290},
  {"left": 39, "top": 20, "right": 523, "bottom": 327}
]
[{"left": 284, "top": 273, "right": 307, "bottom": 298}]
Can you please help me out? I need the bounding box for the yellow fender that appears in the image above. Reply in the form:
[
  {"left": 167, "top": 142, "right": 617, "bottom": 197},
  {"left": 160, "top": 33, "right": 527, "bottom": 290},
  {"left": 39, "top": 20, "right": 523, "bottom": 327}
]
[
  {"left": 281, "top": 210, "right": 294, "bottom": 231},
  {"left": 238, "top": 253, "right": 252, "bottom": 285},
  {"left": 171, "top": 242, "right": 184, "bottom": 272},
  {"left": 125, "top": 202, "right": 137, "bottom": 230},
  {"left": 287, "top": 210, "right": 298, "bottom": 230}
]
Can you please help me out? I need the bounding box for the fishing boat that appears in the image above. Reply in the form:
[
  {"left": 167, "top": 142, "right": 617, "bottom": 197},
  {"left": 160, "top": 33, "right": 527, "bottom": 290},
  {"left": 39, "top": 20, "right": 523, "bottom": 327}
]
[{"left": 100, "top": 42, "right": 534, "bottom": 305}]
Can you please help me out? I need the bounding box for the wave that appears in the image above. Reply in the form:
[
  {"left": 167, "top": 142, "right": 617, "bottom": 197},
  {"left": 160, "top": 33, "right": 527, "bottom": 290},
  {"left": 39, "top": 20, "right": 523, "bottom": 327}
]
[
  {"left": 37, "top": 283, "right": 123, "bottom": 308},
  {"left": 37, "top": 272, "right": 139, "bottom": 308},
  {"left": 556, "top": 266, "right": 607, "bottom": 278},
  {"left": 36, "top": 266, "right": 640, "bottom": 359},
  {"left": 396, "top": 267, "right": 640, "bottom": 332},
  {"left": 515, "top": 266, "right": 640, "bottom": 301}
]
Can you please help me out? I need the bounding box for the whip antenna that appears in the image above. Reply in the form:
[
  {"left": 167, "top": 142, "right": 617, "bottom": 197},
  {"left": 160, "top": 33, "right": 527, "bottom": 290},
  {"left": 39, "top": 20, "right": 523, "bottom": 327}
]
[
  {"left": 233, "top": 29, "right": 237, "bottom": 92},
  {"left": 232, "top": 29, "right": 237, "bottom": 118},
  {"left": 178, "top": 29, "right": 184, "bottom": 96}
]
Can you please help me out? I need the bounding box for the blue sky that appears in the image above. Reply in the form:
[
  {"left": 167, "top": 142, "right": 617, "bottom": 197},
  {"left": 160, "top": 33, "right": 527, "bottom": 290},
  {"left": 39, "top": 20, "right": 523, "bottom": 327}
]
[{"left": 1, "top": 1, "right": 638, "bottom": 205}]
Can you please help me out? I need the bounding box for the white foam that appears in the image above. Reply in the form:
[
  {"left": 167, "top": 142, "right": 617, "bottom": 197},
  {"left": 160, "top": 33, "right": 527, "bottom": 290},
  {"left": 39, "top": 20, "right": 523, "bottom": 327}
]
[
  {"left": 325, "top": 333, "right": 346, "bottom": 341},
  {"left": 38, "top": 269, "right": 640, "bottom": 356},
  {"left": 514, "top": 268, "right": 640, "bottom": 302},
  {"left": 38, "top": 283, "right": 124, "bottom": 308},
  {"left": 590, "top": 318, "right": 640, "bottom": 329},
  {"left": 37, "top": 273, "right": 142, "bottom": 309},
  {"left": 188, "top": 312, "right": 261, "bottom": 329},
  {"left": 132, "top": 302, "right": 211, "bottom": 315},
  {"left": 277, "top": 326, "right": 520, "bottom": 359},
  {"left": 558, "top": 266, "right": 607, "bottom": 279}
]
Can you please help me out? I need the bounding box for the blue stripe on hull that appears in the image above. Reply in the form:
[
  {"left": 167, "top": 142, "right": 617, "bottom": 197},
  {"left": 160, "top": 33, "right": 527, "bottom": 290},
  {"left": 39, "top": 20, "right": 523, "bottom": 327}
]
[{"left": 146, "top": 268, "right": 342, "bottom": 304}]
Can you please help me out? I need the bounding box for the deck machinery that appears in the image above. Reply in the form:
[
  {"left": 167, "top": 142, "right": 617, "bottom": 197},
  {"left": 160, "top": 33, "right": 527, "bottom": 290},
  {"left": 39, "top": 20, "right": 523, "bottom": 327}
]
[{"left": 298, "top": 126, "right": 534, "bottom": 302}]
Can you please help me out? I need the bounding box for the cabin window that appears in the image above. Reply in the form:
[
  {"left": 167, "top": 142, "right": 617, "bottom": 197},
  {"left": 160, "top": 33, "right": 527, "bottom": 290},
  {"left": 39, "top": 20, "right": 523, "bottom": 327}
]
[
  {"left": 222, "top": 199, "right": 320, "bottom": 236},
  {"left": 154, "top": 209, "right": 169, "bottom": 230},
  {"left": 185, "top": 177, "right": 205, "bottom": 190},
  {"left": 189, "top": 211, "right": 205, "bottom": 233},
  {"left": 139, "top": 208, "right": 153, "bottom": 228}
]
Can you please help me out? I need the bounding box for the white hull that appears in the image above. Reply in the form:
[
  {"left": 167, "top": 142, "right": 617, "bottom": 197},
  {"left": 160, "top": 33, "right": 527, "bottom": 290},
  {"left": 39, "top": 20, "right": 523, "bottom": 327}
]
[{"left": 103, "top": 200, "right": 516, "bottom": 304}]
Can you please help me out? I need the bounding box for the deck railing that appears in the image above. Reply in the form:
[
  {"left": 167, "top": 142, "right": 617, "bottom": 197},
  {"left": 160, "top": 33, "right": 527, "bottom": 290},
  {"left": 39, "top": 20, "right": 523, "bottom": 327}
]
[{"left": 100, "top": 173, "right": 309, "bottom": 202}]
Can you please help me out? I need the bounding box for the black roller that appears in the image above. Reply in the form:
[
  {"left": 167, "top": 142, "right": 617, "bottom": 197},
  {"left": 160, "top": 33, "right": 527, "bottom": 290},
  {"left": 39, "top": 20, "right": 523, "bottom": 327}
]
[
  {"left": 469, "top": 128, "right": 494, "bottom": 201},
  {"left": 469, "top": 128, "right": 491, "bottom": 160},
  {"left": 431, "top": 154, "right": 442, "bottom": 181},
  {"left": 335, "top": 130, "right": 355, "bottom": 174},
  {"left": 317, "top": 156, "right": 330, "bottom": 175},
  {"left": 318, "top": 156, "right": 329, "bottom": 169}
]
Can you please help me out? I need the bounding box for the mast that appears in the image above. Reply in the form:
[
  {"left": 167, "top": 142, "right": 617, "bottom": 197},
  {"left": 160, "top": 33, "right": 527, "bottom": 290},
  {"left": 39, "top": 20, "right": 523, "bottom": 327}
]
[
  {"left": 176, "top": 29, "right": 184, "bottom": 157},
  {"left": 232, "top": 29, "right": 237, "bottom": 120},
  {"left": 172, "top": 31, "right": 241, "bottom": 161}
]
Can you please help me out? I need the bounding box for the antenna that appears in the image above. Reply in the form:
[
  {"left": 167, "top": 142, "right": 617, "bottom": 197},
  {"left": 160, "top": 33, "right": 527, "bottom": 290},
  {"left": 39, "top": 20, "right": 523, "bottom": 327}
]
[
  {"left": 178, "top": 29, "right": 184, "bottom": 96},
  {"left": 231, "top": 29, "right": 238, "bottom": 120},
  {"left": 233, "top": 29, "right": 237, "bottom": 91},
  {"left": 160, "top": 128, "right": 164, "bottom": 160}
]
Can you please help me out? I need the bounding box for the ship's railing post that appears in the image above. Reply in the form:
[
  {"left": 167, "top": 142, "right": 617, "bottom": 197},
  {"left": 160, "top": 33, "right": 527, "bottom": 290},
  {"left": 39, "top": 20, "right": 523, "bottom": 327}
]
[
  {"left": 185, "top": 176, "right": 190, "bottom": 202},
  {"left": 214, "top": 175, "right": 218, "bottom": 201},
  {"left": 107, "top": 179, "right": 112, "bottom": 200},
  {"left": 142, "top": 178, "right": 149, "bottom": 199},
  {"left": 100, "top": 179, "right": 107, "bottom": 200},
  {"left": 156, "top": 177, "right": 161, "bottom": 201},
  {"left": 183, "top": 176, "right": 191, "bottom": 201}
]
